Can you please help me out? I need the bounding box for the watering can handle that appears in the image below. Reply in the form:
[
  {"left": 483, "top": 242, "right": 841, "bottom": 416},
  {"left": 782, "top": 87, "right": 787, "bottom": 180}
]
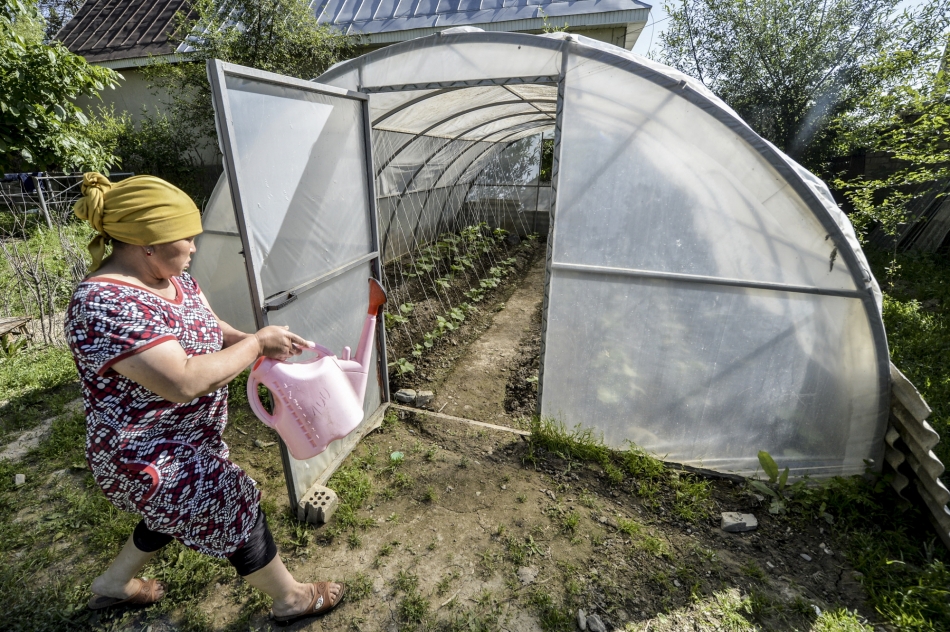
[
  {"left": 304, "top": 343, "right": 334, "bottom": 358},
  {"left": 247, "top": 373, "right": 278, "bottom": 430}
]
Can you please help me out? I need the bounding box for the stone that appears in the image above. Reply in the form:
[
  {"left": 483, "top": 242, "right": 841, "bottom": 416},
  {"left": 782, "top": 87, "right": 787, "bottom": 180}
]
[
  {"left": 800, "top": 553, "right": 813, "bottom": 562},
  {"left": 14, "top": 473, "right": 25, "bottom": 486},
  {"left": 586, "top": 613, "right": 607, "bottom": 632},
  {"left": 577, "top": 609, "right": 587, "bottom": 631},
  {"left": 720, "top": 512, "right": 758, "bottom": 532},
  {"left": 517, "top": 566, "right": 539, "bottom": 585},
  {"left": 414, "top": 390, "right": 434, "bottom": 406},
  {"left": 394, "top": 389, "right": 416, "bottom": 403}
]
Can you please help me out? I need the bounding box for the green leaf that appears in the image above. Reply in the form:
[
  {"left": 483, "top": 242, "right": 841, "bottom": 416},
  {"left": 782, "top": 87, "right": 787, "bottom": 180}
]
[
  {"left": 53, "top": 104, "right": 66, "bottom": 119},
  {"left": 757, "top": 450, "right": 779, "bottom": 483},
  {"left": 20, "top": 148, "right": 32, "bottom": 162},
  {"left": 778, "top": 466, "right": 789, "bottom": 491},
  {"left": 749, "top": 479, "right": 778, "bottom": 498}
]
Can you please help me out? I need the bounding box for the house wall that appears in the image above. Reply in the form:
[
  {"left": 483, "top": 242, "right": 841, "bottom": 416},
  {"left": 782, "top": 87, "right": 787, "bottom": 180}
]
[{"left": 76, "top": 67, "right": 165, "bottom": 123}]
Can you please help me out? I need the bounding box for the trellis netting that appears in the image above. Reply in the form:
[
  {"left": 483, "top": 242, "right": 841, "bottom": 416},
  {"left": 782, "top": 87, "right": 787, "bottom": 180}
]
[{"left": 191, "top": 30, "right": 890, "bottom": 504}]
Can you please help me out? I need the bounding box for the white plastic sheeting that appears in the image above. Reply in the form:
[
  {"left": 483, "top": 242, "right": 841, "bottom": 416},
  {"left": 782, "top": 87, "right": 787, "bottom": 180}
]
[{"left": 195, "top": 31, "right": 889, "bottom": 482}]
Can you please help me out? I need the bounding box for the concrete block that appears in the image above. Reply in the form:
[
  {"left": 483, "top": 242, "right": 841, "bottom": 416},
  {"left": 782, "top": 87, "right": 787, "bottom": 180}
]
[
  {"left": 297, "top": 484, "right": 339, "bottom": 525},
  {"left": 720, "top": 512, "right": 758, "bottom": 532}
]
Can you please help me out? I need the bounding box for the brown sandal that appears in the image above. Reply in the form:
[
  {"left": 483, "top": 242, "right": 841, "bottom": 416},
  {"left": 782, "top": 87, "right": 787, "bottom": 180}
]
[
  {"left": 88, "top": 578, "right": 166, "bottom": 610},
  {"left": 272, "top": 581, "right": 346, "bottom": 625}
]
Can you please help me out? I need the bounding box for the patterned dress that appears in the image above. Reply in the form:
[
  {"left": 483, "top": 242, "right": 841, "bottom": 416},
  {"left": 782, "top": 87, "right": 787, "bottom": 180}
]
[{"left": 65, "top": 272, "right": 260, "bottom": 557}]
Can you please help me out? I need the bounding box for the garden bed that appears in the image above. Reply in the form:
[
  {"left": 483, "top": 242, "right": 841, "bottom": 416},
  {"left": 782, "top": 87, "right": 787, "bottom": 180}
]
[{"left": 382, "top": 224, "right": 543, "bottom": 391}]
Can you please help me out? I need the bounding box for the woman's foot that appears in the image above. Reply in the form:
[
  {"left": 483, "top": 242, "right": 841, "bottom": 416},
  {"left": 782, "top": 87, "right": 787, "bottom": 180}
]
[
  {"left": 271, "top": 582, "right": 345, "bottom": 623},
  {"left": 88, "top": 577, "right": 166, "bottom": 610}
]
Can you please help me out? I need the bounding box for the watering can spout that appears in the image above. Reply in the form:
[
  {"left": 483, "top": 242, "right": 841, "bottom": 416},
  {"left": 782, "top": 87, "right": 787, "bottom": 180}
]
[{"left": 349, "top": 278, "right": 387, "bottom": 401}]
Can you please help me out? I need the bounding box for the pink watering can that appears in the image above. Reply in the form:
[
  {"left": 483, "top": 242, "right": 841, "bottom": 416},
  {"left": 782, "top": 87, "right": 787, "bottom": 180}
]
[{"left": 247, "top": 278, "right": 387, "bottom": 460}]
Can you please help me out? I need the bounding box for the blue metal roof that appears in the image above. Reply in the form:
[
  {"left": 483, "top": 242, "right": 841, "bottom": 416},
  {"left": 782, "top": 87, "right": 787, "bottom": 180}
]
[{"left": 314, "top": 0, "right": 651, "bottom": 42}]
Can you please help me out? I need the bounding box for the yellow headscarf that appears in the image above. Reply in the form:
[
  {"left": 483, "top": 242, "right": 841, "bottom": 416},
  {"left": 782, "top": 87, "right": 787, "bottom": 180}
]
[{"left": 73, "top": 173, "right": 203, "bottom": 272}]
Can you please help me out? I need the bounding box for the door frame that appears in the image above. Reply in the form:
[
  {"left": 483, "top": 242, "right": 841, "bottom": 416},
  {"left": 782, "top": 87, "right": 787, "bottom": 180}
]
[{"left": 207, "top": 59, "right": 390, "bottom": 508}]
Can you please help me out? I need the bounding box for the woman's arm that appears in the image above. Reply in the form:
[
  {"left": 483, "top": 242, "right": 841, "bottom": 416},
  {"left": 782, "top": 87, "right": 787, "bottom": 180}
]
[{"left": 110, "top": 326, "right": 311, "bottom": 403}]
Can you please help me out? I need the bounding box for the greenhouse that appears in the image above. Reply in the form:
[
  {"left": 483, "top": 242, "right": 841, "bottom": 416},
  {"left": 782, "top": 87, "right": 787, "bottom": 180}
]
[{"left": 191, "top": 29, "right": 890, "bottom": 505}]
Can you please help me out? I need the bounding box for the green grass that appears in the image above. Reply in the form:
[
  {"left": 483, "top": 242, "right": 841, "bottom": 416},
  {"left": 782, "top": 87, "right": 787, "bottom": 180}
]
[
  {"left": 527, "top": 410, "right": 950, "bottom": 631},
  {"left": 868, "top": 248, "right": 950, "bottom": 470},
  {"left": 0, "top": 344, "right": 79, "bottom": 434}
]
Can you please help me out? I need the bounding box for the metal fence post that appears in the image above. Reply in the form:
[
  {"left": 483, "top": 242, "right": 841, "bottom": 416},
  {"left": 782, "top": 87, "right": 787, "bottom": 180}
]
[{"left": 32, "top": 175, "right": 53, "bottom": 228}]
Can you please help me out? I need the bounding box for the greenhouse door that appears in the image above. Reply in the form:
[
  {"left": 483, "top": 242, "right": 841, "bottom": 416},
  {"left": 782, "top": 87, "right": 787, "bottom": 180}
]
[{"left": 207, "top": 60, "right": 388, "bottom": 510}]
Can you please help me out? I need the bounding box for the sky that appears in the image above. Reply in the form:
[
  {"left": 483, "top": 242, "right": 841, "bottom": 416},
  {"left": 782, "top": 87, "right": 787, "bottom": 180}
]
[{"left": 630, "top": 0, "right": 935, "bottom": 59}]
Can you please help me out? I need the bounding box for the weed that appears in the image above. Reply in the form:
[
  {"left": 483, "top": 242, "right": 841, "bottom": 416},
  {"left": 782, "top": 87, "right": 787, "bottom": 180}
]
[
  {"left": 392, "top": 472, "right": 413, "bottom": 489},
  {"left": 561, "top": 510, "right": 580, "bottom": 535},
  {"left": 436, "top": 569, "right": 459, "bottom": 595},
  {"left": 529, "top": 589, "right": 574, "bottom": 631},
  {"left": 812, "top": 609, "right": 873, "bottom": 631},
  {"left": 671, "top": 473, "right": 712, "bottom": 522},
  {"left": 516, "top": 493, "right": 527, "bottom": 503},
  {"left": 398, "top": 590, "right": 430, "bottom": 627},
  {"left": 636, "top": 533, "right": 671, "bottom": 559},
  {"left": 423, "top": 485, "right": 438, "bottom": 503},
  {"left": 381, "top": 408, "right": 399, "bottom": 431},
  {"left": 424, "top": 446, "right": 438, "bottom": 462},
  {"left": 459, "top": 456, "right": 469, "bottom": 468},
  {"left": 740, "top": 560, "right": 766, "bottom": 581},
  {"left": 347, "top": 531, "right": 362, "bottom": 549},
  {"left": 393, "top": 570, "right": 419, "bottom": 593},
  {"left": 348, "top": 572, "right": 373, "bottom": 601},
  {"left": 617, "top": 517, "right": 643, "bottom": 537}
]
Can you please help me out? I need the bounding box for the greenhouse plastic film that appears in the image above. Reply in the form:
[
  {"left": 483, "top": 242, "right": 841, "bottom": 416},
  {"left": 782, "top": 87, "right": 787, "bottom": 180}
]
[
  {"left": 224, "top": 75, "right": 373, "bottom": 295},
  {"left": 540, "top": 270, "right": 883, "bottom": 476}
]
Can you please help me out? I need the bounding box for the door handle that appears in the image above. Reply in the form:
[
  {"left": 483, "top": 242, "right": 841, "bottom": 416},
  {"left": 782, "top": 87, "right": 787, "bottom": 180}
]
[{"left": 263, "top": 292, "right": 298, "bottom": 312}]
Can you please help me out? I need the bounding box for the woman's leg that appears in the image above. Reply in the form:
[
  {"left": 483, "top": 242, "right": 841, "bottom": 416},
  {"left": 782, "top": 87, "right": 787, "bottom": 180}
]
[
  {"left": 90, "top": 530, "right": 167, "bottom": 599},
  {"left": 229, "top": 510, "right": 341, "bottom": 617},
  {"left": 241, "top": 554, "right": 342, "bottom": 617}
]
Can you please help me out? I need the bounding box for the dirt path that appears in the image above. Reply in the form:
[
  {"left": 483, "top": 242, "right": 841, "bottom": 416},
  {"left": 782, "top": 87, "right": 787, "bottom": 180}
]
[{"left": 430, "top": 255, "right": 545, "bottom": 426}]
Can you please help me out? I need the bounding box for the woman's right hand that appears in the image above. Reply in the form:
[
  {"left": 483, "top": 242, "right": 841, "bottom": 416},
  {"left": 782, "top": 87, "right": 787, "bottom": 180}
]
[{"left": 254, "top": 326, "right": 314, "bottom": 361}]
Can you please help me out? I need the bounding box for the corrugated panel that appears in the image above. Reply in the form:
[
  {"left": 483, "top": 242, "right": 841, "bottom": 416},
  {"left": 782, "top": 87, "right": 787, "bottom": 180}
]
[
  {"left": 57, "top": 0, "right": 192, "bottom": 63},
  {"left": 886, "top": 363, "right": 950, "bottom": 550},
  {"left": 313, "top": 0, "right": 649, "bottom": 40}
]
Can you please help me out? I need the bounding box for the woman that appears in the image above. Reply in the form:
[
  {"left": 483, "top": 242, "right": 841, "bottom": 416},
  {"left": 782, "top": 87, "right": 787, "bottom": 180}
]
[{"left": 65, "top": 173, "right": 343, "bottom": 624}]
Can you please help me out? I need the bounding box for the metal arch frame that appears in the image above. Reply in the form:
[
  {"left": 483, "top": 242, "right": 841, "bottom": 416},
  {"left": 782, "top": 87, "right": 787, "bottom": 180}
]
[
  {"left": 317, "top": 30, "right": 891, "bottom": 468},
  {"left": 409, "top": 126, "right": 551, "bottom": 246},
  {"left": 374, "top": 98, "right": 556, "bottom": 177},
  {"left": 536, "top": 42, "right": 570, "bottom": 415},
  {"left": 379, "top": 113, "right": 555, "bottom": 257},
  {"left": 371, "top": 78, "right": 557, "bottom": 126},
  {"left": 362, "top": 76, "right": 559, "bottom": 94}
]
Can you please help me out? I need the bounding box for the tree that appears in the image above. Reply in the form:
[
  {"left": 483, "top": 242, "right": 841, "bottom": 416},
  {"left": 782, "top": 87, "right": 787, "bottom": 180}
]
[
  {"left": 833, "top": 32, "right": 950, "bottom": 251},
  {"left": 144, "top": 0, "right": 353, "bottom": 155},
  {"left": 0, "top": 0, "right": 120, "bottom": 171},
  {"left": 36, "top": 0, "right": 83, "bottom": 42},
  {"left": 658, "top": 0, "right": 948, "bottom": 170}
]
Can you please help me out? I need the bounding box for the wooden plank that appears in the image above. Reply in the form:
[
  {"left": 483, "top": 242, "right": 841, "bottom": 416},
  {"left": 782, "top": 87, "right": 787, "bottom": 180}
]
[
  {"left": 0, "top": 317, "right": 30, "bottom": 337},
  {"left": 389, "top": 403, "right": 531, "bottom": 437}
]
